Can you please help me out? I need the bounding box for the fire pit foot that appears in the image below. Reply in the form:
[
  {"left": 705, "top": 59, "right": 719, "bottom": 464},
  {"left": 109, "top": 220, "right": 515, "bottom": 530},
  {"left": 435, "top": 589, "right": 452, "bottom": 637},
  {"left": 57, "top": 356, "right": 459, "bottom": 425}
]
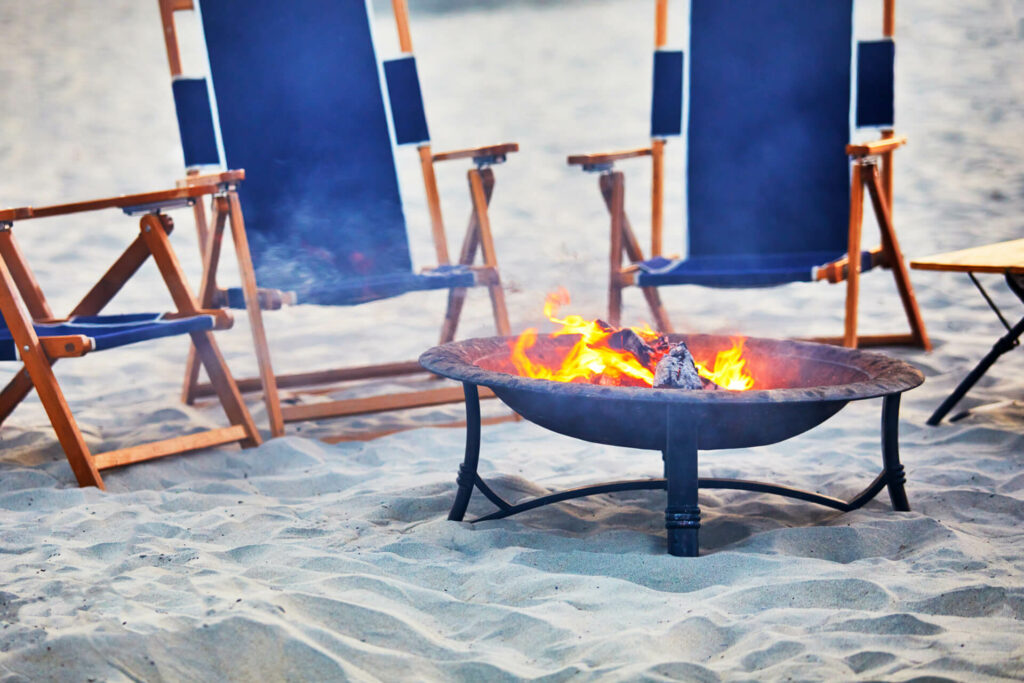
[
  {"left": 447, "top": 383, "right": 483, "bottom": 522},
  {"left": 664, "top": 404, "right": 701, "bottom": 556},
  {"left": 882, "top": 394, "right": 911, "bottom": 512}
]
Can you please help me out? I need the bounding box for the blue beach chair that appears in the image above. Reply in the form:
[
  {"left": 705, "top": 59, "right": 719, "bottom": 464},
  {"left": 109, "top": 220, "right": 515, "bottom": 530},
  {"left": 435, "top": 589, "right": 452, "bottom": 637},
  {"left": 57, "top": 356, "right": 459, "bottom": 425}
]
[
  {"left": 158, "top": 0, "right": 517, "bottom": 437},
  {"left": 0, "top": 183, "right": 261, "bottom": 488},
  {"left": 568, "top": 0, "right": 930, "bottom": 350}
]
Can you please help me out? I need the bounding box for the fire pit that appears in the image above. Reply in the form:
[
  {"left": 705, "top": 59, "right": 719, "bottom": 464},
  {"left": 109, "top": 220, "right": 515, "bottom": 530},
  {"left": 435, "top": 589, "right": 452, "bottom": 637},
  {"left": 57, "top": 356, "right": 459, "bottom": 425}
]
[{"left": 420, "top": 333, "right": 923, "bottom": 557}]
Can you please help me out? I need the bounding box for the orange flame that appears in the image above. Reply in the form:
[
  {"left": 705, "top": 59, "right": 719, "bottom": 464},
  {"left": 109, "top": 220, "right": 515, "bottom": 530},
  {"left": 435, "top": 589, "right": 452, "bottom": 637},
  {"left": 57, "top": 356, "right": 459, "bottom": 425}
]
[{"left": 510, "top": 289, "right": 753, "bottom": 390}]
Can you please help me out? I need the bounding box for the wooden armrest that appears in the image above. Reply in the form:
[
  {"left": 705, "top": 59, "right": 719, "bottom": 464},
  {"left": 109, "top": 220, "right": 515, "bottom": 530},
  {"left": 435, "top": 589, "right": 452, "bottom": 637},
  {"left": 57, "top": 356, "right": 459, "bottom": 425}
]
[
  {"left": 0, "top": 183, "right": 230, "bottom": 223},
  {"left": 567, "top": 147, "right": 653, "bottom": 168},
  {"left": 431, "top": 143, "right": 519, "bottom": 163},
  {"left": 846, "top": 136, "right": 907, "bottom": 157},
  {"left": 176, "top": 169, "right": 245, "bottom": 188}
]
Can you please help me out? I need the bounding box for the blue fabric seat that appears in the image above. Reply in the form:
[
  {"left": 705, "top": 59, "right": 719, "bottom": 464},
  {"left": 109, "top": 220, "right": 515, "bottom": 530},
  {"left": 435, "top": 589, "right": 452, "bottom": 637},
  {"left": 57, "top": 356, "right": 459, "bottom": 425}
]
[
  {"left": 0, "top": 313, "right": 216, "bottom": 362},
  {"left": 636, "top": 252, "right": 876, "bottom": 289}
]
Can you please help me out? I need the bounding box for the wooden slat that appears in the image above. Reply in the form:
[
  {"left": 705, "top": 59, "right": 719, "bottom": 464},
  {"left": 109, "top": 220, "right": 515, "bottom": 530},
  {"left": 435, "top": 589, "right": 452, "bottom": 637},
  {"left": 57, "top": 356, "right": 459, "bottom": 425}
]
[
  {"left": 93, "top": 425, "right": 248, "bottom": 470},
  {"left": 280, "top": 386, "right": 496, "bottom": 423},
  {"left": 910, "top": 239, "right": 1024, "bottom": 275},
  {"left": 863, "top": 163, "right": 931, "bottom": 350},
  {"left": 158, "top": 0, "right": 183, "bottom": 77},
  {"left": 567, "top": 147, "right": 652, "bottom": 167},
  {"left": 843, "top": 163, "right": 865, "bottom": 347},
  {"left": 139, "top": 214, "right": 260, "bottom": 447},
  {"left": 227, "top": 192, "right": 285, "bottom": 437},
  {"left": 650, "top": 138, "right": 666, "bottom": 257},
  {"left": 607, "top": 171, "right": 626, "bottom": 328},
  {"left": 322, "top": 414, "right": 516, "bottom": 444},
  {"left": 418, "top": 144, "right": 450, "bottom": 265},
  {"left": 0, "top": 183, "right": 226, "bottom": 223},
  {"left": 468, "top": 168, "right": 510, "bottom": 337},
  {"left": 189, "top": 361, "right": 429, "bottom": 398},
  {"left": 598, "top": 173, "right": 673, "bottom": 332},
  {"left": 39, "top": 336, "right": 93, "bottom": 359},
  {"left": 440, "top": 169, "right": 490, "bottom": 344},
  {"left": 176, "top": 170, "right": 245, "bottom": 188},
  {"left": 655, "top": 0, "right": 669, "bottom": 48},
  {"left": 814, "top": 246, "right": 886, "bottom": 283},
  {"left": 392, "top": 0, "right": 414, "bottom": 53},
  {"left": 883, "top": 0, "right": 895, "bottom": 37},
  {"left": 432, "top": 143, "right": 520, "bottom": 163},
  {"left": 808, "top": 333, "right": 919, "bottom": 348},
  {"left": 846, "top": 136, "right": 907, "bottom": 157}
]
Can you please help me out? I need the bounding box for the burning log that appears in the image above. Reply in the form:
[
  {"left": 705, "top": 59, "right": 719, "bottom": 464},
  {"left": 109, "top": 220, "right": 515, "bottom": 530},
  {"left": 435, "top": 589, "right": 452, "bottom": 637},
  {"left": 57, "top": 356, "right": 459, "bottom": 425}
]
[
  {"left": 606, "top": 328, "right": 656, "bottom": 367},
  {"left": 653, "top": 342, "right": 705, "bottom": 390}
]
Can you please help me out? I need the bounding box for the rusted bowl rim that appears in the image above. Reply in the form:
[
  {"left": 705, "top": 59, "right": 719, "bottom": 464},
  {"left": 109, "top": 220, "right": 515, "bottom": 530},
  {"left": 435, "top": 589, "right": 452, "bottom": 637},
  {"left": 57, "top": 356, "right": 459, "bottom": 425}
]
[{"left": 419, "top": 334, "right": 924, "bottom": 405}]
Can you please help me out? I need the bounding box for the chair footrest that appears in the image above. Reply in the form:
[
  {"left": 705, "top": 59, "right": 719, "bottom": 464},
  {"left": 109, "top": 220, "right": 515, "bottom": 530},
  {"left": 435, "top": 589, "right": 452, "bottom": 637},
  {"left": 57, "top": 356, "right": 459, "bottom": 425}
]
[
  {"left": 280, "top": 386, "right": 496, "bottom": 423},
  {"left": 190, "top": 360, "right": 429, "bottom": 399},
  {"left": 805, "top": 333, "right": 922, "bottom": 348},
  {"left": 321, "top": 413, "right": 517, "bottom": 443},
  {"left": 92, "top": 425, "right": 250, "bottom": 470}
]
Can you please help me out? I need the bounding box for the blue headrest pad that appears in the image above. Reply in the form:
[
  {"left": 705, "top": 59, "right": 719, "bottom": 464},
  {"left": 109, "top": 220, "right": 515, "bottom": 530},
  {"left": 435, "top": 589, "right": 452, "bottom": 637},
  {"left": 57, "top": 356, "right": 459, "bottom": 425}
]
[
  {"left": 856, "top": 40, "right": 895, "bottom": 128},
  {"left": 687, "top": 0, "right": 853, "bottom": 259},
  {"left": 650, "top": 50, "right": 684, "bottom": 138},
  {"left": 196, "top": 0, "right": 413, "bottom": 297},
  {"left": 172, "top": 78, "right": 221, "bottom": 168},
  {"left": 385, "top": 56, "right": 431, "bottom": 146}
]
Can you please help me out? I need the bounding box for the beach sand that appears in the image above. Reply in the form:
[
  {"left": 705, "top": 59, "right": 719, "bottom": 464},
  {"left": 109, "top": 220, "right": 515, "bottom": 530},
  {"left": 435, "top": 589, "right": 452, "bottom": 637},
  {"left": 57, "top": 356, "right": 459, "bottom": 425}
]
[{"left": 1, "top": 0, "right": 1023, "bottom": 679}]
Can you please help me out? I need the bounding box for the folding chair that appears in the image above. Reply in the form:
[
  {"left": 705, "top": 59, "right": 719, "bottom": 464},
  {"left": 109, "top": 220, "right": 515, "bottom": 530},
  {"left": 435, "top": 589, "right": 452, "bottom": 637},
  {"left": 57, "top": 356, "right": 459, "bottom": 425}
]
[
  {"left": 158, "top": 0, "right": 517, "bottom": 438},
  {"left": 567, "top": 0, "right": 930, "bottom": 350},
  {"left": 0, "top": 180, "right": 261, "bottom": 489}
]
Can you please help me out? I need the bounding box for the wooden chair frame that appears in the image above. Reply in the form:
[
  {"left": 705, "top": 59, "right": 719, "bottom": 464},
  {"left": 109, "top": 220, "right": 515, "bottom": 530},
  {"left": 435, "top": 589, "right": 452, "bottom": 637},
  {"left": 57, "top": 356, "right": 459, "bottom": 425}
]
[
  {"left": 159, "top": 0, "right": 516, "bottom": 439},
  {"left": 567, "top": 0, "right": 930, "bottom": 351},
  {"left": 0, "top": 181, "right": 261, "bottom": 489}
]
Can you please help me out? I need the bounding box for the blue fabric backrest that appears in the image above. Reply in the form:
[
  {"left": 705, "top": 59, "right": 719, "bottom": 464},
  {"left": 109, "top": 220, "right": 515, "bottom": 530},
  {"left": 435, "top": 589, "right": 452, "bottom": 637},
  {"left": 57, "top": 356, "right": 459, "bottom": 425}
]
[
  {"left": 650, "top": 50, "right": 684, "bottom": 138},
  {"left": 195, "top": 0, "right": 412, "bottom": 302},
  {"left": 687, "top": 0, "right": 853, "bottom": 259},
  {"left": 172, "top": 77, "right": 221, "bottom": 168},
  {"left": 384, "top": 56, "right": 431, "bottom": 146},
  {"left": 856, "top": 39, "right": 895, "bottom": 128}
]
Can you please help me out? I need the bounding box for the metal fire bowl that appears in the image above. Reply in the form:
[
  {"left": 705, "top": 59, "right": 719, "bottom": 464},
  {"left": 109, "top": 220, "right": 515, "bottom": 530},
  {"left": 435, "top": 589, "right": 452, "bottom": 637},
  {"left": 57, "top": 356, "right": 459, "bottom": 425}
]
[{"left": 419, "top": 334, "right": 924, "bottom": 451}]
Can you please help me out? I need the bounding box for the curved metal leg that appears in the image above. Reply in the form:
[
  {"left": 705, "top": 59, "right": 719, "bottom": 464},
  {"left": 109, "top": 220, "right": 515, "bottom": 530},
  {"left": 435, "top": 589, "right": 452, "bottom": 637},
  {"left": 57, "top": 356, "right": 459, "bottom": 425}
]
[
  {"left": 881, "top": 393, "right": 910, "bottom": 511},
  {"left": 664, "top": 405, "right": 700, "bottom": 557},
  {"left": 448, "top": 382, "right": 482, "bottom": 521}
]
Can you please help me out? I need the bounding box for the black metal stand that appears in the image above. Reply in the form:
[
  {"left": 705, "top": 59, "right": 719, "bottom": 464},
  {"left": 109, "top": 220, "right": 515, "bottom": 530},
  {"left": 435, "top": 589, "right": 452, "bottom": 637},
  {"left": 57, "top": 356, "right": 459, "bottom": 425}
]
[
  {"left": 449, "top": 383, "right": 911, "bottom": 557},
  {"left": 927, "top": 273, "right": 1024, "bottom": 425}
]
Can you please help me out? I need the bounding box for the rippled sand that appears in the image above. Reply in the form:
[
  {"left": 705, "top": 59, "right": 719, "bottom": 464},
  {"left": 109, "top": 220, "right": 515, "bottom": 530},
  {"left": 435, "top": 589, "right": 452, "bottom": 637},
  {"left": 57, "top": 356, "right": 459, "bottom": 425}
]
[{"left": 1, "top": 0, "right": 1022, "bottom": 679}]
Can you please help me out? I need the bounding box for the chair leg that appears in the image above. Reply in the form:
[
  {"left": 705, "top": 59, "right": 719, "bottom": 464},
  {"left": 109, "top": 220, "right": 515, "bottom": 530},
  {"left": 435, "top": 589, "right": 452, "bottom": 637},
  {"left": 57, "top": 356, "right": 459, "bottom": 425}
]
[
  {"left": 182, "top": 198, "right": 226, "bottom": 405},
  {"left": 843, "top": 164, "right": 865, "bottom": 348},
  {"left": 468, "top": 168, "right": 510, "bottom": 336},
  {"left": 0, "top": 254, "right": 103, "bottom": 488},
  {"left": 139, "top": 213, "right": 261, "bottom": 448},
  {"left": 863, "top": 164, "right": 931, "bottom": 351},
  {"left": 441, "top": 170, "right": 490, "bottom": 344},
  {"left": 606, "top": 171, "right": 626, "bottom": 328},
  {"left": 226, "top": 192, "right": 285, "bottom": 437},
  {"left": 641, "top": 286, "right": 673, "bottom": 334}
]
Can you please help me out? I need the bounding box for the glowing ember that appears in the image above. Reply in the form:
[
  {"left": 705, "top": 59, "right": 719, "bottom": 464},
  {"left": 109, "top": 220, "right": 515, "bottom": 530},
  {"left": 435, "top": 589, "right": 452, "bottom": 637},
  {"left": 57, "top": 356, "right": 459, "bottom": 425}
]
[{"left": 510, "top": 289, "right": 754, "bottom": 391}]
